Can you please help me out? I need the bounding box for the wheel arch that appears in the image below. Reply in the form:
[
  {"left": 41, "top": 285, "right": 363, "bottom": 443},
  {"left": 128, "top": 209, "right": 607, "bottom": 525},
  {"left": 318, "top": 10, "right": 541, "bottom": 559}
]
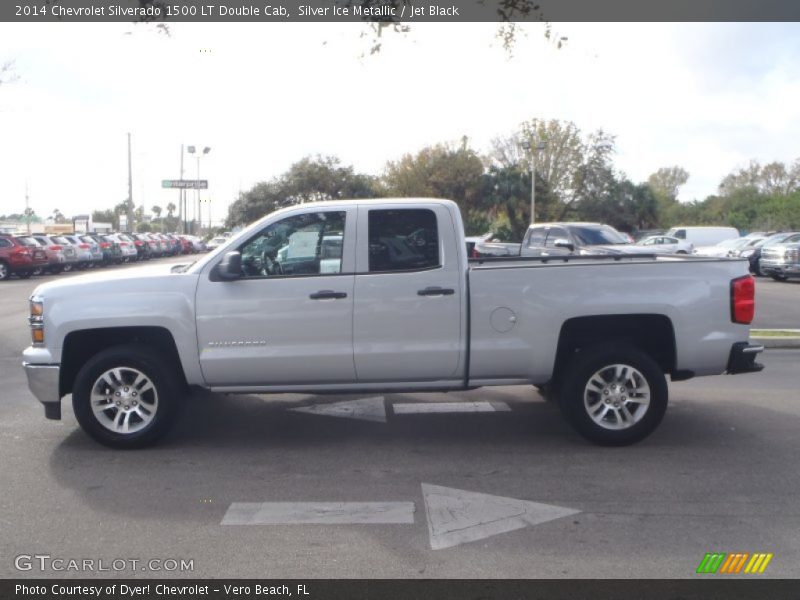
[
  {"left": 60, "top": 326, "right": 187, "bottom": 398},
  {"left": 552, "top": 314, "right": 677, "bottom": 385}
]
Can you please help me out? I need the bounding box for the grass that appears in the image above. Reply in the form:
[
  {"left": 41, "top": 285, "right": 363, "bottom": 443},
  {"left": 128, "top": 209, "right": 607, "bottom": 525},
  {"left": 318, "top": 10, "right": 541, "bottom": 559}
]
[{"left": 750, "top": 329, "right": 800, "bottom": 337}]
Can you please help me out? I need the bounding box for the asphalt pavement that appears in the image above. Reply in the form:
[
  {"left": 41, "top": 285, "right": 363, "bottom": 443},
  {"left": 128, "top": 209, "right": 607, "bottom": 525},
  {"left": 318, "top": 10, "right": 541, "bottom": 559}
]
[{"left": 1, "top": 262, "right": 799, "bottom": 579}]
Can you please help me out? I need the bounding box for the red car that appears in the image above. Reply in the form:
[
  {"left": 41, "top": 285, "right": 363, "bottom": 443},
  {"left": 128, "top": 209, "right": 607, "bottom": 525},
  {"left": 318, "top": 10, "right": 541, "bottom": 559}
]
[{"left": 0, "top": 234, "right": 49, "bottom": 280}]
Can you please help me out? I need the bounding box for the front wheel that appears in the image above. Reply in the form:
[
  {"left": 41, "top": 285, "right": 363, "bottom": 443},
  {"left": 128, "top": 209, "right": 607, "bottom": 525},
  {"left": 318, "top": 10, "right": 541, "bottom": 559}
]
[
  {"left": 558, "top": 343, "right": 668, "bottom": 446},
  {"left": 770, "top": 274, "right": 788, "bottom": 282},
  {"left": 72, "top": 344, "right": 183, "bottom": 448}
]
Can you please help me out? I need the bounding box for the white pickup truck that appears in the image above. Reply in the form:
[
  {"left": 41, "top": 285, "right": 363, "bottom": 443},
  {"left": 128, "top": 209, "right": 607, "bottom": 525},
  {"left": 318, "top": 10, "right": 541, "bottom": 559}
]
[{"left": 23, "top": 199, "right": 764, "bottom": 448}]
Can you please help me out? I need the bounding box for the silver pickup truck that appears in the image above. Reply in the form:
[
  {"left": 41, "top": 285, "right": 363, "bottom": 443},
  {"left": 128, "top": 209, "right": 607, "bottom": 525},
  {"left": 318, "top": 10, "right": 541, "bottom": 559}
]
[{"left": 23, "top": 199, "right": 764, "bottom": 448}]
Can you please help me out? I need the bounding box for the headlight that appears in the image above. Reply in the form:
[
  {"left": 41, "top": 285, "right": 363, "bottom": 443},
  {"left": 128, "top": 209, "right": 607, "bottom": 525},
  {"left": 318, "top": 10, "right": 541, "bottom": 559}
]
[
  {"left": 29, "top": 297, "right": 44, "bottom": 345},
  {"left": 740, "top": 249, "right": 754, "bottom": 258}
]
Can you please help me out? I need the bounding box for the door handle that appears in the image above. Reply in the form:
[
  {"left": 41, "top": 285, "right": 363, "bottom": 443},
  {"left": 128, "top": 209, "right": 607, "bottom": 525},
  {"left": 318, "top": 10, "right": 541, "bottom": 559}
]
[
  {"left": 417, "top": 286, "right": 455, "bottom": 297},
  {"left": 309, "top": 290, "right": 348, "bottom": 300}
]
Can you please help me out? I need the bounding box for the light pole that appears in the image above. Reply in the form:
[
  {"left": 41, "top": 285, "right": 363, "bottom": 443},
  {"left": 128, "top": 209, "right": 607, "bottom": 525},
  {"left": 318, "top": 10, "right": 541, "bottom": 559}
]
[
  {"left": 187, "top": 145, "right": 211, "bottom": 235},
  {"left": 520, "top": 135, "right": 547, "bottom": 224}
]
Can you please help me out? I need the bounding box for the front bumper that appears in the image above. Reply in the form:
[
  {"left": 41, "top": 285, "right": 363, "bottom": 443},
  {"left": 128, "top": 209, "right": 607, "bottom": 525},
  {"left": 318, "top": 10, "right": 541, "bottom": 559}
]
[
  {"left": 23, "top": 362, "right": 61, "bottom": 419},
  {"left": 726, "top": 342, "right": 764, "bottom": 375}
]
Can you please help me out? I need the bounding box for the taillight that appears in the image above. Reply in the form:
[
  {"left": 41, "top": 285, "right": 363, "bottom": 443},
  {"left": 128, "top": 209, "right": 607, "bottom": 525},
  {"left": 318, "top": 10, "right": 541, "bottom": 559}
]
[
  {"left": 12, "top": 246, "right": 29, "bottom": 255},
  {"left": 79, "top": 243, "right": 90, "bottom": 249},
  {"left": 50, "top": 245, "right": 62, "bottom": 251},
  {"left": 100, "top": 242, "right": 110, "bottom": 249},
  {"left": 731, "top": 275, "right": 755, "bottom": 324},
  {"left": 120, "top": 242, "right": 129, "bottom": 247},
  {"left": 134, "top": 240, "right": 143, "bottom": 246}
]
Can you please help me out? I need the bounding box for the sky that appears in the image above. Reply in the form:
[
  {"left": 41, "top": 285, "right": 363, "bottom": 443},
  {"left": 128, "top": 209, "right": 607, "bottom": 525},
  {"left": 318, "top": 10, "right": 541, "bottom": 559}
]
[{"left": 1, "top": 21, "right": 799, "bottom": 225}]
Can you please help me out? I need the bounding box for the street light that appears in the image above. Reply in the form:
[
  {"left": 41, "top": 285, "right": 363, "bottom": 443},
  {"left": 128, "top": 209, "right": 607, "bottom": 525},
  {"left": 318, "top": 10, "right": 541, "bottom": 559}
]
[
  {"left": 187, "top": 145, "right": 211, "bottom": 235},
  {"left": 519, "top": 135, "right": 547, "bottom": 225}
]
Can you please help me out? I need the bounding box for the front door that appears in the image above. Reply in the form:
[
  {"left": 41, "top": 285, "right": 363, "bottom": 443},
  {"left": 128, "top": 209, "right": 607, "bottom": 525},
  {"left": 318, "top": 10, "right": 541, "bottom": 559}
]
[{"left": 196, "top": 208, "right": 356, "bottom": 386}]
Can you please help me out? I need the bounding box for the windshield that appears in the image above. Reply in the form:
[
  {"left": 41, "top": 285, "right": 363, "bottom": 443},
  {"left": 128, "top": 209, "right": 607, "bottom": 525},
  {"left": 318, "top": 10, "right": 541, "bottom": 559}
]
[{"left": 569, "top": 225, "right": 629, "bottom": 245}]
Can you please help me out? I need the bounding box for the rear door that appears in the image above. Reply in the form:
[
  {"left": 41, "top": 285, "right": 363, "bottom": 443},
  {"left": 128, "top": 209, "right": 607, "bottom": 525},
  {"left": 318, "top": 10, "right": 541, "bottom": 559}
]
[{"left": 352, "top": 204, "right": 464, "bottom": 382}]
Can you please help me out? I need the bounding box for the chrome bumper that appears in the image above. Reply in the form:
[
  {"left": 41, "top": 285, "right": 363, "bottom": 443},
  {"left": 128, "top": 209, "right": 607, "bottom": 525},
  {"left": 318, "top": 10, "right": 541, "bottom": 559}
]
[{"left": 23, "top": 362, "right": 62, "bottom": 420}]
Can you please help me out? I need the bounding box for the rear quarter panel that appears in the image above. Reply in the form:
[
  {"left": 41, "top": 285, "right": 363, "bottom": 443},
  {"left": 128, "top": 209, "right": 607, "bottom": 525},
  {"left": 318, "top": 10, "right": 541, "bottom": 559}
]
[{"left": 468, "top": 257, "right": 751, "bottom": 382}]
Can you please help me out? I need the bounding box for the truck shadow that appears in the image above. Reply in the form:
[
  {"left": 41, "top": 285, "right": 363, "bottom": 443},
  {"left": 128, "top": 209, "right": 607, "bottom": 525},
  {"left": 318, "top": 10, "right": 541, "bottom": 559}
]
[{"left": 47, "top": 389, "right": 800, "bottom": 524}]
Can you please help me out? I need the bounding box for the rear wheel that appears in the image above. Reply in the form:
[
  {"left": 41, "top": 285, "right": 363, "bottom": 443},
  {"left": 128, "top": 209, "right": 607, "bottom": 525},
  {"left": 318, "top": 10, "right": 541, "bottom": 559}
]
[
  {"left": 17, "top": 270, "right": 32, "bottom": 279},
  {"left": 558, "top": 343, "right": 668, "bottom": 446},
  {"left": 0, "top": 261, "right": 9, "bottom": 281},
  {"left": 770, "top": 274, "right": 788, "bottom": 282},
  {"left": 72, "top": 344, "right": 183, "bottom": 448}
]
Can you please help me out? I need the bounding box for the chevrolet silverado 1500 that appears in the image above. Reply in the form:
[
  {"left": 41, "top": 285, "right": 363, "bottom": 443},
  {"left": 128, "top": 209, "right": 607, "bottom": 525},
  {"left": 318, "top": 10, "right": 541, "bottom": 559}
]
[{"left": 23, "top": 199, "right": 764, "bottom": 448}]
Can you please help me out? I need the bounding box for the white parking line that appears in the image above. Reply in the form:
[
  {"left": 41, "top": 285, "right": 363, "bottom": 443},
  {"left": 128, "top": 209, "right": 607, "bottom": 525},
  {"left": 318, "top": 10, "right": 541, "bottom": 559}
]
[
  {"left": 392, "top": 401, "right": 511, "bottom": 414},
  {"left": 221, "top": 502, "right": 415, "bottom": 525}
]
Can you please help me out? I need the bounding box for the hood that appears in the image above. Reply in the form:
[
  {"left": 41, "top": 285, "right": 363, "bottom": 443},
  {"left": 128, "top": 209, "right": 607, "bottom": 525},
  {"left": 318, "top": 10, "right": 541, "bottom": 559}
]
[{"left": 32, "top": 262, "right": 194, "bottom": 298}]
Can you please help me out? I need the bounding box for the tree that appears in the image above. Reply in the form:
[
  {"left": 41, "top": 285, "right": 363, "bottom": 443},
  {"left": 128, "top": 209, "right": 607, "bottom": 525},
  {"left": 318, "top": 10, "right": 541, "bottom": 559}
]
[
  {"left": 166, "top": 202, "right": 176, "bottom": 217},
  {"left": 648, "top": 166, "right": 690, "bottom": 201},
  {"left": 646, "top": 166, "right": 690, "bottom": 227},
  {"left": 225, "top": 155, "right": 381, "bottom": 228},
  {"left": 151, "top": 205, "right": 162, "bottom": 219},
  {"left": 51, "top": 208, "right": 66, "bottom": 224},
  {"left": 136, "top": 222, "right": 152, "bottom": 233},
  {"left": 383, "top": 139, "right": 485, "bottom": 232},
  {"left": 490, "top": 119, "right": 616, "bottom": 224},
  {"left": 718, "top": 160, "right": 800, "bottom": 197},
  {"left": 92, "top": 209, "right": 118, "bottom": 229}
]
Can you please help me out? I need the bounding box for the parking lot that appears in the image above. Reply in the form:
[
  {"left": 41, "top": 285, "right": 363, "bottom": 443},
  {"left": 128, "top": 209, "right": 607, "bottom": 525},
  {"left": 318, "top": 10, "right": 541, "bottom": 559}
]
[{"left": 1, "top": 260, "right": 798, "bottom": 578}]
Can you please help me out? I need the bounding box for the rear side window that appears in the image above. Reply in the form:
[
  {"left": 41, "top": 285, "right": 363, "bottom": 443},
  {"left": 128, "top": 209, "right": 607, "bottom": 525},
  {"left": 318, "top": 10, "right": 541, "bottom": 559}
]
[
  {"left": 526, "top": 227, "right": 547, "bottom": 247},
  {"left": 368, "top": 209, "right": 439, "bottom": 272},
  {"left": 16, "top": 237, "right": 39, "bottom": 247},
  {"left": 673, "top": 229, "right": 686, "bottom": 239},
  {"left": 545, "top": 228, "right": 570, "bottom": 247},
  {"left": 0, "top": 238, "right": 11, "bottom": 248}
]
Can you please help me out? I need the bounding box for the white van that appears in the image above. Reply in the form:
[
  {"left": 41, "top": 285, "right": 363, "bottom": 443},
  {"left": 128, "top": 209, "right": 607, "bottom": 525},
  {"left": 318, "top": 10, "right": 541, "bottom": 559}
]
[{"left": 665, "top": 226, "right": 740, "bottom": 247}]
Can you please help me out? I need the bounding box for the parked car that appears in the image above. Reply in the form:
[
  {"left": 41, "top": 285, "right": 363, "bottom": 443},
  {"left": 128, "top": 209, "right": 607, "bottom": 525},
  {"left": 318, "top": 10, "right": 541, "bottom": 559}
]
[
  {"left": 465, "top": 232, "right": 493, "bottom": 257},
  {"left": 180, "top": 235, "right": 206, "bottom": 253},
  {"left": 110, "top": 233, "right": 139, "bottom": 262},
  {"left": 128, "top": 233, "right": 153, "bottom": 260},
  {"left": 519, "top": 222, "right": 646, "bottom": 257},
  {"left": 61, "top": 234, "right": 102, "bottom": 268},
  {"left": 205, "top": 235, "right": 228, "bottom": 252},
  {"left": 760, "top": 236, "right": 800, "bottom": 281},
  {"left": 48, "top": 235, "right": 83, "bottom": 270},
  {"left": 664, "top": 226, "right": 740, "bottom": 247},
  {"left": 0, "top": 234, "right": 48, "bottom": 280},
  {"left": 744, "top": 232, "right": 800, "bottom": 276},
  {"left": 694, "top": 237, "right": 749, "bottom": 257},
  {"left": 637, "top": 235, "right": 694, "bottom": 254},
  {"left": 85, "top": 234, "right": 123, "bottom": 265},
  {"left": 23, "top": 199, "right": 763, "bottom": 449},
  {"left": 472, "top": 239, "right": 522, "bottom": 258},
  {"left": 31, "top": 234, "right": 73, "bottom": 274}
]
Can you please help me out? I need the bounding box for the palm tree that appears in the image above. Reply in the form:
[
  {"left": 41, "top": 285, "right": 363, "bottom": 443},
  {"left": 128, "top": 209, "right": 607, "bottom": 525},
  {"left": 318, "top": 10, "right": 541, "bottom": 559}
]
[
  {"left": 151, "top": 205, "right": 162, "bottom": 219},
  {"left": 166, "top": 202, "right": 176, "bottom": 217}
]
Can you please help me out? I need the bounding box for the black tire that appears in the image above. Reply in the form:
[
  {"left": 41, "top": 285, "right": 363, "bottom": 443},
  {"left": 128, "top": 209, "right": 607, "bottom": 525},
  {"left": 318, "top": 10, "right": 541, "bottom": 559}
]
[
  {"left": 72, "top": 344, "right": 183, "bottom": 449},
  {"left": 770, "top": 274, "right": 788, "bottom": 282},
  {"left": 0, "top": 260, "right": 9, "bottom": 281},
  {"left": 17, "top": 270, "right": 32, "bottom": 279},
  {"left": 558, "top": 343, "right": 668, "bottom": 446},
  {"left": 48, "top": 266, "right": 63, "bottom": 275}
]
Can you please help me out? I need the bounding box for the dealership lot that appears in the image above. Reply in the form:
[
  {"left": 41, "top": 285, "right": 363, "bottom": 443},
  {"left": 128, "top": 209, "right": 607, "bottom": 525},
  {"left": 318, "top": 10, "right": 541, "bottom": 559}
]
[{"left": 1, "top": 261, "right": 799, "bottom": 578}]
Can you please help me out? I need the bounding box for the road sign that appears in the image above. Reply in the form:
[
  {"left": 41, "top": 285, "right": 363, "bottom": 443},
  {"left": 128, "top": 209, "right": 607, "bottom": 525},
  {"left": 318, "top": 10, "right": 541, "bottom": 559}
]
[{"left": 161, "top": 179, "right": 208, "bottom": 189}]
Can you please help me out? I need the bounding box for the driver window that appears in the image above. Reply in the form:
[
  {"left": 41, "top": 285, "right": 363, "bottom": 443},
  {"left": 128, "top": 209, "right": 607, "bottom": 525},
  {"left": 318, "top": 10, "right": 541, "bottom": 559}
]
[{"left": 239, "top": 211, "right": 346, "bottom": 278}]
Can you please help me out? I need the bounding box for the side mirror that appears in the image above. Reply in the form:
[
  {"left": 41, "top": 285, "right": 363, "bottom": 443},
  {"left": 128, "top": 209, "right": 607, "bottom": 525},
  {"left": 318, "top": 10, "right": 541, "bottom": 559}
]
[
  {"left": 553, "top": 238, "right": 575, "bottom": 252},
  {"left": 217, "top": 251, "right": 242, "bottom": 280}
]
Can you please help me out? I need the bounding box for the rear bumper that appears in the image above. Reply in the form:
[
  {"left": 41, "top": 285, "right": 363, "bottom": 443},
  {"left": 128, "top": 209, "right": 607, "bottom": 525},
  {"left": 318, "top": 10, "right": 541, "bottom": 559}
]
[
  {"left": 726, "top": 342, "right": 764, "bottom": 375},
  {"left": 23, "top": 362, "right": 61, "bottom": 419}
]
